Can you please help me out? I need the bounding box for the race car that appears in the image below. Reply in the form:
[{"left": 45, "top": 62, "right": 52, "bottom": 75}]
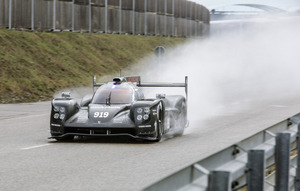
[{"left": 49, "top": 76, "right": 188, "bottom": 142}]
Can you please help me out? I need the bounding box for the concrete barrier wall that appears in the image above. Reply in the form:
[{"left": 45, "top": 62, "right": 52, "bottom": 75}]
[
  {"left": 0, "top": 0, "right": 210, "bottom": 37},
  {"left": 0, "top": 1, "right": 8, "bottom": 27},
  {"left": 74, "top": 3, "right": 89, "bottom": 31},
  {"left": 35, "top": 0, "right": 53, "bottom": 30}
]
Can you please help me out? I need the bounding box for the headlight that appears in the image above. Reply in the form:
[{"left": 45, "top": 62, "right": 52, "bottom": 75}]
[
  {"left": 137, "top": 108, "right": 143, "bottom": 114},
  {"left": 135, "top": 107, "right": 151, "bottom": 123},
  {"left": 60, "top": 107, "right": 65, "bottom": 113},
  {"left": 143, "top": 114, "right": 149, "bottom": 120},
  {"left": 60, "top": 114, "right": 65, "bottom": 120},
  {"left": 144, "top": 107, "right": 150, "bottom": 114},
  {"left": 137, "top": 115, "right": 142, "bottom": 121},
  {"left": 53, "top": 107, "right": 59, "bottom": 112},
  {"left": 53, "top": 113, "right": 59, "bottom": 119}
]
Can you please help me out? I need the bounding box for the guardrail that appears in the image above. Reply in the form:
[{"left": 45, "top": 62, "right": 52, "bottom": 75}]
[
  {"left": 0, "top": 0, "right": 210, "bottom": 37},
  {"left": 142, "top": 113, "right": 300, "bottom": 191}
]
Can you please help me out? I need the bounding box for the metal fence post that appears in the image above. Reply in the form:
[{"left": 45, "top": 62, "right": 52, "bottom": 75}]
[
  {"left": 185, "top": 0, "right": 187, "bottom": 37},
  {"left": 208, "top": 171, "right": 231, "bottom": 191},
  {"left": 194, "top": 6, "right": 197, "bottom": 37},
  {"left": 105, "top": 0, "right": 107, "bottom": 33},
  {"left": 172, "top": 0, "right": 174, "bottom": 36},
  {"left": 164, "top": 0, "right": 167, "bottom": 36},
  {"left": 295, "top": 124, "right": 300, "bottom": 190},
  {"left": 9, "top": 0, "right": 12, "bottom": 29},
  {"left": 155, "top": 0, "right": 157, "bottom": 35},
  {"left": 132, "top": 0, "right": 135, "bottom": 35},
  {"left": 72, "top": 0, "right": 74, "bottom": 31},
  {"left": 89, "top": 0, "right": 92, "bottom": 33},
  {"left": 144, "top": 0, "right": 147, "bottom": 35},
  {"left": 53, "top": 0, "right": 56, "bottom": 30},
  {"left": 247, "top": 150, "right": 265, "bottom": 191},
  {"left": 31, "top": 0, "right": 34, "bottom": 31},
  {"left": 275, "top": 133, "right": 291, "bottom": 191},
  {"left": 189, "top": 2, "right": 191, "bottom": 37},
  {"left": 119, "top": 0, "right": 122, "bottom": 34}
]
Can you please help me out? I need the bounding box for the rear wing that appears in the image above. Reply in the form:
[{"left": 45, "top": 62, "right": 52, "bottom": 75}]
[
  {"left": 126, "top": 76, "right": 188, "bottom": 103},
  {"left": 138, "top": 76, "right": 188, "bottom": 101},
  {"left": 93, "top": 75, "right": 188, "bottom": 101}
]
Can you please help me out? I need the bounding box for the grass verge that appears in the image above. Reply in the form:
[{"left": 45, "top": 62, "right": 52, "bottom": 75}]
[{"left": 0, "top": 29, "right": 185, "bottom": 103}]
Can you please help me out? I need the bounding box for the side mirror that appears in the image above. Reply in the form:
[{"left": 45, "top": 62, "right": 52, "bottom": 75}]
[
  {"left": 156, "top": 94, "right": 166, "bottom": 99},
  {"left": 80, "top": 94, "right": 93, "bottom": 107},
  {"left": 61, "top": 92, "right": 71, "bottom": 98}
]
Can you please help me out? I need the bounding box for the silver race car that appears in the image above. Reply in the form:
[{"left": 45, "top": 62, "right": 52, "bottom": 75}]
[{"left": 49, "top": 76, "right": 188, "bottom": 142}]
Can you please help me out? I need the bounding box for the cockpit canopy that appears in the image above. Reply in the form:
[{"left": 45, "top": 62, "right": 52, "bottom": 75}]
[{"left": 91, "top": 82, "right": 142, "bottom": 104}]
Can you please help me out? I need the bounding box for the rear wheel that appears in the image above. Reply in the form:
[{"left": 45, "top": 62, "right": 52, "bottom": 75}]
[{"left": 174, "top": 102, "right": 186, "bottom": 136}]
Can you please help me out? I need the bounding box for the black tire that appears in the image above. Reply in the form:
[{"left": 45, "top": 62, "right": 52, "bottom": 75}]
[
  {"left": 153, "top": 105, "right": 163, "bottom": 142},
  {"left": 154, "top": 120, "right": 162, "bottom": 142},
  {"left": 54, "top": 135, "right": 74, "bottom": 142},
  {"left": 174, "top": 102, "right": 186, "bottom": 136}
]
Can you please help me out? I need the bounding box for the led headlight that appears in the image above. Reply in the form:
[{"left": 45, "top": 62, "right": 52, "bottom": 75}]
[
  {"left": 60, "top": 107, "right": 65, "bottom": 113},
  {"left": 60, "top": 114, "right": 65, "bottom": 120},
  {"left": 137, "top": 115, "right": 142, "bottom": 121},
  {"left": 53, "top": 113, "right": 59, "bottom": 119},
  {"left": 144, "top": 107, "right": 150, "bottom": 114},
  {"left": 137, "top": 108, "right": 143, "bottom": 114},
  {"left": 143, "top": 114, "right": 149, "bottom": 120},
  {"left": 53, "top": 106, "right": 59, "bottom": 112}
]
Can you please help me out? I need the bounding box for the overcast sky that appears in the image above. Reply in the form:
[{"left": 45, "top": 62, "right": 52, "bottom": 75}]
[{"left": 192, "top": 0, "right": 300, "bottom": 11}]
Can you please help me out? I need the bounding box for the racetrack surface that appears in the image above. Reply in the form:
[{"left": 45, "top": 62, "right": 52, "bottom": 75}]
[
  {"left": 1, "top": 96, "right": 300, "bottom": 191},
  {"left": 2, "top": 15, "right": 300, "bottom": 191}
]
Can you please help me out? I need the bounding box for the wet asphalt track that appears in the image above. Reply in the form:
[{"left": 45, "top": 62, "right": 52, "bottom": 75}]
[{"left": 1, "top": 97, "right": 300, "bottom": 191}]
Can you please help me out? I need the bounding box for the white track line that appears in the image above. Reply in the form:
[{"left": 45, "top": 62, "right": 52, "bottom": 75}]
[
  {"left": 0, "top": 113, "right": 49, "bottom": 121},
  {"left": 20, "top": 144, "right": 51, "bottom": 150},
  {"left": 269, "top": 105, "right": 287, "bottom": 108}
]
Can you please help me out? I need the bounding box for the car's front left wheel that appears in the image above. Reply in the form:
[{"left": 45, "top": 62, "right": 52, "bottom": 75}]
[{"left": 53, "top": 135, "right": 74, "bottom": 142}]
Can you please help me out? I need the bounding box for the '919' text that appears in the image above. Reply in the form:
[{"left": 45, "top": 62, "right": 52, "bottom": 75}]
[{"left": 94, "top": 112, "right": 109, "bottom": 118}]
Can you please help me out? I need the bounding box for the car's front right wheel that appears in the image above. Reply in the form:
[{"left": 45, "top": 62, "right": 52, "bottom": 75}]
[
  {"left": 153, "top": 105, "right": 163, "bottom": 142},
  {"left": 174, "top": 102, "right": 186, "bottom": 136},
  {"left": 153, "top": 120, "right": 162, "bottom": 142}
]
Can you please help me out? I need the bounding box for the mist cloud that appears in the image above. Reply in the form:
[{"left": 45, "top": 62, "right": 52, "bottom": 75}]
[
  {"left": 61, "top": 15, "right": 300, "bottom": 122},
  {"left": 132, "top": 15, "right": 300, "bottom": 120}
]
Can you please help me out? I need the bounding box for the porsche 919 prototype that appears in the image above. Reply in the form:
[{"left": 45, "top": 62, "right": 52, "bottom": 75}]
[{"left": 49, "top": 76, "right": 188, "bottom": 142}]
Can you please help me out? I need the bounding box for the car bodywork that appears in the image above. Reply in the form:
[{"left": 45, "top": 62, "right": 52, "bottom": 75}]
[{"left": 49, "top": 76, "right": 188, "bottom": 142}]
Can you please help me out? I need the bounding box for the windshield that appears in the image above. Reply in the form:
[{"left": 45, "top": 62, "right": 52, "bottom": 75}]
[{"left": 91, "top": 88, "right": 133, "bottom": 104}]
